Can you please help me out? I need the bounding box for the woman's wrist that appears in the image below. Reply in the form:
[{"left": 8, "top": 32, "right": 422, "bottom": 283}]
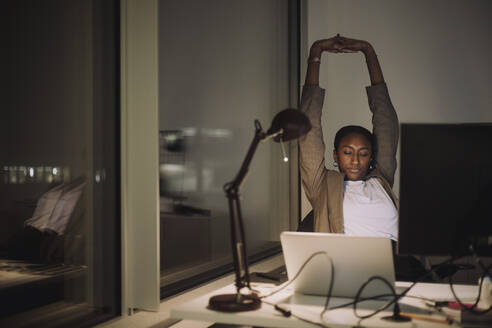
[{"left": 305, "top": 44, "right": 322, "bottom": 86}]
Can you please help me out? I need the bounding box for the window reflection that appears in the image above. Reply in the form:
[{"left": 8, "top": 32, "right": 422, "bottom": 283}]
[
  {"left": 160, "top": 129, "right": 228, "bottom": 214},
  {"left": 158, "top": 0, "right": 295, "bottom": 299},
  {"left": 1, "top": 0, "right": 119, "bottom": 326},
  {"left": 9, "top": 166, "right": 18, "bottom": 184},
  {"left": 0, "top": 172, "right": 89, "bottom": 322},
  {"left": 160, "top": 128, "right": 235, "bottom": 276},
  {"left": 1, "top": 165, "right": 70, "bottom": 185},
  {"left": 159, "top": 128, "right": 232, "bottom": 200}
]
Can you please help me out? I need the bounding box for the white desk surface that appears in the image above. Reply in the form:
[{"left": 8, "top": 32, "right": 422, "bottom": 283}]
[{"left": 171, "top": 281, "right": 481, "bottom": 328}]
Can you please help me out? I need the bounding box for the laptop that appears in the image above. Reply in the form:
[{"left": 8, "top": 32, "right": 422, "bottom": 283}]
[{"left": 280, "top": 231, "right": 396, "bottom": 299}]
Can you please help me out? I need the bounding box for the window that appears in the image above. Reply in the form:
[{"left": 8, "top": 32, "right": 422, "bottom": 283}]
[
  {"left": 158, "top": 0, "right": 299, "bottom": 296},
  {"left": 0, "top": 1, "right": 120, "bottom": 327}
]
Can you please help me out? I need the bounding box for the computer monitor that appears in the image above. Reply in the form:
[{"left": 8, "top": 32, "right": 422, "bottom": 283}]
[{"left": 398, "top": 123, "right": 492, "bottom": 257}]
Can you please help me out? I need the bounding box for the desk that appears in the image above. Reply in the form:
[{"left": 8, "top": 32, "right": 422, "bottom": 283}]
[{"left": 171, "top": 281, "right": 485, "bottom": 327}]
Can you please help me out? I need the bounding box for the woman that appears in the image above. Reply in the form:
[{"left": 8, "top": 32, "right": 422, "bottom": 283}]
[{"left": 299, "top": 35, "right": 399, "bottom": 241}]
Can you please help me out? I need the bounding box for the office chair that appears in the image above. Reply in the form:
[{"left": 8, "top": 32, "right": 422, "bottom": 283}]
[{"left": 297, "top": 209, "right": 314, "bottom": 232}]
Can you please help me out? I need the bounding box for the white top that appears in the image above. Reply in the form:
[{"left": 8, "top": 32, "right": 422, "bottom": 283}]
[{"left": 343, "top": 178, "right": 398, "bottom": 241}]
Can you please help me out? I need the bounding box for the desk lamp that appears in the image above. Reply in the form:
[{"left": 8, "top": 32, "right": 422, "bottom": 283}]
[{"left": 208, "top": 108, "right": 311, "bottom": 312}]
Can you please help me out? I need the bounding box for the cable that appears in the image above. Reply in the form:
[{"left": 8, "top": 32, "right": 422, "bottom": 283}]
[
  {"left": 326, "top": 293, "right": 437, "bottom": 311},
  {"left": 255, "top": 251, "right": 333, "bottom": 299},
  {"left": 252, "top": 251, "right": 335, "bottom": 327},
  {"left": 256, "top": 251, "right": 427, "bottom": 324},
  {"left": 320, "top": 254, "right": 335, "bottom": 318},
  {"left": 448, "top": 256, "right": 492, "bottom": 315},
  {"left": 353, "top": 276, "right": 397, "bottom": 319},
  {"left": 253, "top": 250, "right": 469, "bottom": 325},
  {"left": 326, "top": 293, "right": 394, "bottom": 310},
  {"left": 349, "top": 254, "right": 467, "bottom": 321},
  {"left": 261, "top": 299, "right": 334, "bottom": 328}
]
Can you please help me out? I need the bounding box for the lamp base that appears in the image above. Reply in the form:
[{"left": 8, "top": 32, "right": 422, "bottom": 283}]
[
  {"left": 381, "top": 313, "right": 412, "bottom": 322},
  {"left": 208, "top": 293, "right": 261, "bottom": 312}
]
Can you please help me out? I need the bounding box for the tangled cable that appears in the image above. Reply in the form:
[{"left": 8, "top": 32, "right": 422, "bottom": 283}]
[{"left": 248, "top": 249, "right": 492, "bottom": 326}]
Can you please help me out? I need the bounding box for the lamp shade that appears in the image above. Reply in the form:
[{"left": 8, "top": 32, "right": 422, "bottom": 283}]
[{"left": 267, "top": 108, "right": 311, "bottom": 142}]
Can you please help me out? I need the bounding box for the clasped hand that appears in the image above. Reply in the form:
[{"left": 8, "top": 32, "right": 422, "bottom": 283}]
[{"left": 312, "top": 34, "right": 372, "bottom": 55}]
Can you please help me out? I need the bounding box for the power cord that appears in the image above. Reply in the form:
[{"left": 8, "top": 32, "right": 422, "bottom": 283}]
[
  {"left": 261, "top": 299, "right": 333, "bottom": 328},
  {"left": 350, "top": 254, "right": 467, "bottom": 321},
  {"left": 448, "top": 250, "right": 492, "bottom": 315},
  {"left": 254, "top": 251, "right": 334, "bottom": 300},
  {"left": 250, "top": 251, "right": 335, "bottom": 327},
  {"left": 251, "top": 250, "right": 469, "bottom": 325},
  {"left": 352, "top": 275, "right": 401, "bottom": 320}
]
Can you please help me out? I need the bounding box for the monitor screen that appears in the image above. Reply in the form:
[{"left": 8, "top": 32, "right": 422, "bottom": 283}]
[{"left": 398, "top": 123, "right": 492, "bottom": 256}]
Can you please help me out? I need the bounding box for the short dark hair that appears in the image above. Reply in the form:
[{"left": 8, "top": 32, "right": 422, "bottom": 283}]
[{"left": 334, "top": 125, "right": 376, "bottom": 154}]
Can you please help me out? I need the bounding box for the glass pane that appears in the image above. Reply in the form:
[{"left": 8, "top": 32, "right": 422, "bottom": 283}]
[
  {"left": 0, "top": 1, "right": 120, "bottom": 327},
  {"left": 159, "top": 0, "right": 295, "bottom": 291}
]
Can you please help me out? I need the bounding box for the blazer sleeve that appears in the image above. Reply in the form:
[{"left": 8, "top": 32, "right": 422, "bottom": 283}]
[
  {"left": 366, "top": 83, "right": 399, "bottom": 187},
  {"left": 299, "top": 85, "right": 327, "bottom": 205}
]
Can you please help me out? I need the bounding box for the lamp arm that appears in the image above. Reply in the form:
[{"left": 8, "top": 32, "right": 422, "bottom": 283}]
[
  {"left": 224, "top": 120, "right": 269, "bottom": 293},
  {"left": 225, "top": 120, "right": 267, "bottom": 194},
  {"left": 209, "top": 109, "right": 310, "bottom": 312}
]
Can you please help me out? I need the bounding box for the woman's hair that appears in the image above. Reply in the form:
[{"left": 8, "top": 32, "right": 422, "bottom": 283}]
[{"left": 334, "top": 125, "right": 376, "bottom": 154}]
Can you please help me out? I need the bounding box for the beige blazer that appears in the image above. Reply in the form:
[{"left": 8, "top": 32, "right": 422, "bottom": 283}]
[{"left": 299, "top": 83, "right": 399, "bottom": 233}]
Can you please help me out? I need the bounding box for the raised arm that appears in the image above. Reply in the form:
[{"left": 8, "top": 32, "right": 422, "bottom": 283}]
[
  {"left": 336, "top": 36, "right": 399, "bottom": 186},
  {"left": 300, "top": 36, "right": 343, "bottom": 203}
]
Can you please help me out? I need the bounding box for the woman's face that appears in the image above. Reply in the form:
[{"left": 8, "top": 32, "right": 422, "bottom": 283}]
[{"left": 333, "top": 133, "right": 372, "bottom": 181}]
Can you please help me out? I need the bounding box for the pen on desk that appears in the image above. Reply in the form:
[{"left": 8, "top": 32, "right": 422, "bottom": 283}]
[
  {"left": 274, "top": 304, "right": 291, "bottom": 317},
  {"left": 399, "top": 312, "right": 454, "bottom": 325}
]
